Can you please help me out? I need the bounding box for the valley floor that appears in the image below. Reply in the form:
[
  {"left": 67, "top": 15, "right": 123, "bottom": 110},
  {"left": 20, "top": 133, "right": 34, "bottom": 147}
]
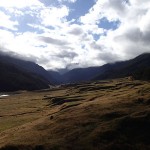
[{"left": 0, "top": 78, "right": 150, "bottom": 150}]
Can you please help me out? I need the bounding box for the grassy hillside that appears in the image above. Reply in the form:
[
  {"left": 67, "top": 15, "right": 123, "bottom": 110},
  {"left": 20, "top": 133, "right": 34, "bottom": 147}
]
[{"left": 0, "top": 78, "right": 150, "bottom": 149}]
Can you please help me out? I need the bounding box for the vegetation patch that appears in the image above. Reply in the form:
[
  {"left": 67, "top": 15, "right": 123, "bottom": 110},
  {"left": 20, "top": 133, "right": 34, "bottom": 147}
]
[{"left": 0, "top": 78, "right": 150, "bottom": 150}]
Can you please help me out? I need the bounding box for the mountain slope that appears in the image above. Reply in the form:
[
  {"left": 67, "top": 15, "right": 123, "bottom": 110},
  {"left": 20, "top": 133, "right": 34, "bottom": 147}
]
[
  {"left": 0, "top": 54, "right": 56, "bottom": 84},
  {"left": 1, "top": 52, "right": 148, "bottom": 91},
  {"left": 93, "top": 53, "right": 150, "bottom": 80},
  {"left": 61, "top": 53, "right": 150, "bottom": 83},
  {"left": 0, "top": 61, "right": 49, "bottom": 92},
  {"left": 62, "top": 65, "right": 112, "bottom": 83},
  {"left": 48, "top": 70, "right": 64, "bottom": 84}
]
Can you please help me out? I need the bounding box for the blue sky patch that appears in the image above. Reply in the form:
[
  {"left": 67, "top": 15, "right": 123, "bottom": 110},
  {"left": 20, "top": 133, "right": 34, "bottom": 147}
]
[
  {"left": 99, "top": 17, "right": 120, "bottom": 30},
  {"left": 67, "top": 0, "right": 95, "bottom": 21}
]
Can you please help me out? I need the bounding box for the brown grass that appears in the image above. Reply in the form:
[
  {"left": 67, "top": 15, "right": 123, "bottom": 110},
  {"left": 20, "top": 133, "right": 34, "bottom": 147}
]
[{"left": 0, "top": 78, "right": 150, "bottom": 150}]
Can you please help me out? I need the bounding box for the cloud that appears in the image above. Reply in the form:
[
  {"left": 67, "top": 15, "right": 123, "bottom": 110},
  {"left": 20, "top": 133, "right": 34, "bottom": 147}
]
[
  {"left": 0, "top": 47, "right": 39, "bottom": 63},
  {"left": 0, "top": 11, "right": 18, "bottom": 30},
  {"left": 80, "top": 0, "right": 129, "bottom": 25},
  {"left": 0, "top": 0, "right": 150, "bottom": 70},
  {"left": 0, "top": 0, "right": 43, "bottom": 8},
  {"left": 68, "top": 25, "right": 83, "bottom": 35},
  {"left": 90, "top": 41, "right": 102, "bottom": 50},
  {"left": 96, "top": 51, "right": 120, "bottom": 64},
  {"left": 80, "top": 0, "right": 150, "bottom": 60},
  {"left": 39, "top": 6, "right": 69, "bottom": 27},
  {"left": 56, "top": 50, "right": 78, "bottom": 59},
  {"left": 37, "top": 50, "right": 78, "bottom": 69},
  {"left": 38, "top": 36, "right": 70, "bottom": 46}
]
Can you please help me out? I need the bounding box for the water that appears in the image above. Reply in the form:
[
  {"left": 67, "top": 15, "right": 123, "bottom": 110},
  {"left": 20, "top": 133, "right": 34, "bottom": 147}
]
[{"left": 0, "top": 94, "right": 9, "bottom": 98}]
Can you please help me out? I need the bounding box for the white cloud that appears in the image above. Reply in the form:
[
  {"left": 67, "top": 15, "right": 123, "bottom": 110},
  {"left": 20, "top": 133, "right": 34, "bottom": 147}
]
[
  {"left": 0, "top": 0, "right": 43, "bottom": 8},
  {"left": 138, "top": 9, "right": 150, "bottom": 32},
  {"left": 0, "top": 11, "right": 18, "bottom": 30},
  {"left": 0, "top": 29, "right": 15, "bottom": 49},
  {"left": 80, "top": 0, "right": 129, "bottom": 25},
  {"left": 80, "top": 0, "right": 150, "bottom": 61},
  {"left": 39, "top": 6, "right": 69, "bottom": 27},
  {"left": 0, "top": 0, "right": 150, "bottom": 70}
]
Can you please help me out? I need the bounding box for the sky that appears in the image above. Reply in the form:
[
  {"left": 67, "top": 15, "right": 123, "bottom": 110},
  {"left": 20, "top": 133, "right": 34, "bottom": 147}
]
[{"left": 0, "top": 0, "right": 150, "bottom": 70}]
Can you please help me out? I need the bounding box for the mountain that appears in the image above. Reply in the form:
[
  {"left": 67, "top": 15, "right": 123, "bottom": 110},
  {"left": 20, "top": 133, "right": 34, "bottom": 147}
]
[
  {"left": 93, "top": 53, "right": 150, "bottom": 81},
  {"left": 62, "top": 65, "right": 111, "bottom": 83},
  {"left": 48, "top": 70, "right": 64, "bottom": 84},
  {"left": 0, "top": 54, "right": 57, "bottom": 85},
  {"left": 0, "top": 60, "right": 49, "bottom": 92},
  {"left": 1, "top": 52, "right": 149, "bottom": 92},
  {"left": 61, "top": 53, "right": 150, "bottom": 83},
  {"left": 57, "top": 68, "right": 70, "bottom": 75}
]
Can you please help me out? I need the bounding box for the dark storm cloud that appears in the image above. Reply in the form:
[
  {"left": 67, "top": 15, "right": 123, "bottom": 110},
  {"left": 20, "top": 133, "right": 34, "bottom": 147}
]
[{"left": 38, "top": 36, "right": 70, "bottom": 46}]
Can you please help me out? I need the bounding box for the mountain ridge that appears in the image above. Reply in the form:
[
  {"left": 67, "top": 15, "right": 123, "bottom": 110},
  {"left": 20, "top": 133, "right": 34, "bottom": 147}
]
[
  {"left": 59, "top": 53, "right": 150, "bottom": 83},
  {"left": 0, "top": 52, "right": 150, "bottom": 92}
]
